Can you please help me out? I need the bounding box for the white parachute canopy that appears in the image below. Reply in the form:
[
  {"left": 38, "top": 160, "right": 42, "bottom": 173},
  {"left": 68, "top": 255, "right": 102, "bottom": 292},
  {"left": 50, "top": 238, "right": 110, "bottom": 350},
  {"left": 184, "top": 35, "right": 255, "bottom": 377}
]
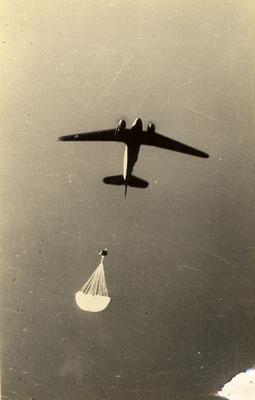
[
  {"left": 217, "top": 368, "right": 255, "bottom": 400},
  {"left": 75, "top": 252, "right": 110, "bottom": 312}
]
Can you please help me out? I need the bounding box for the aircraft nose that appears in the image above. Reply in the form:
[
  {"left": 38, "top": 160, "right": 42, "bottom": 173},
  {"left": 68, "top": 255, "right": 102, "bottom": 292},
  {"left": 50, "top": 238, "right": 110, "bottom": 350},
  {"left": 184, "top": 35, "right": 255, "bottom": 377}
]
[
  {"left": 135, "top": 118, "right": 142, "bottom": 124},
  {"left": 132, "top": 117, "right": 143, "bottom": 129}
]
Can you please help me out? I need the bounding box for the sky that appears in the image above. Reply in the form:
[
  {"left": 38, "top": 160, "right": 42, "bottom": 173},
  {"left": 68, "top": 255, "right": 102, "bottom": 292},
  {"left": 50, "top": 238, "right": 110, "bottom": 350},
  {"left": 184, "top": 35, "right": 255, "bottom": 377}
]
[{"left": 1, "top": 1, "right": 255, "bottom": 399}]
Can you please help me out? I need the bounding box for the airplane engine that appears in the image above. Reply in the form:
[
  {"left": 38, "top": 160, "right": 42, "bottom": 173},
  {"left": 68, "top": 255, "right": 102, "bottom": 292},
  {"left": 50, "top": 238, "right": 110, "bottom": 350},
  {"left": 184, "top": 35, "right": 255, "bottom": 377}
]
[
  {"left": 116, "top": 119, "right": 126, "bottom": 134},
  {"left": 147, "top": 123, "right": 155, "bottom": 134}
]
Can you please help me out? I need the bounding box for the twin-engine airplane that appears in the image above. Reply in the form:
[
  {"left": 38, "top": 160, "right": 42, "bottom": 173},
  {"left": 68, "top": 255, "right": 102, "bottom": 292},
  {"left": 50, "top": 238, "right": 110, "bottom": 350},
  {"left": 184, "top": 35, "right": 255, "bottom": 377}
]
[{"left": 58, "top": 118, "right": 209, "bottom": 195}]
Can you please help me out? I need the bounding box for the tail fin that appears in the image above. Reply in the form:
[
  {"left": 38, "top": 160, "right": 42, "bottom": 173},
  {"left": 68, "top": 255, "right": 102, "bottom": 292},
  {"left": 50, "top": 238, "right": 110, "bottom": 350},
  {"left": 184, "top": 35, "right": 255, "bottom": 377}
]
[
  {"left": 103, "top": 175, "right": 125, "bottom": 186},
  {"left": 128, "top": 175, "right": 149, "bottom": 188},
  {"left": 103, "top": 175, "right": 149, "bottom": 191}
]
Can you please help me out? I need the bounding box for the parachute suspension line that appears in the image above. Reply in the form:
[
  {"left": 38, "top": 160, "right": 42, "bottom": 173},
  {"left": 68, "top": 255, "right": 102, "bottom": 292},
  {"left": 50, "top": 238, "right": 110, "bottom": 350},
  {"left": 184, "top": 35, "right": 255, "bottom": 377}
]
[
  {"left": 80, "top": 259, "right": 109, "bottom": 297},
  {"left": 81, "top": 268, "right": 97, "bottom": 293},
  {"left": 75, "top": 249, "right": 110, "bottom": 312}
]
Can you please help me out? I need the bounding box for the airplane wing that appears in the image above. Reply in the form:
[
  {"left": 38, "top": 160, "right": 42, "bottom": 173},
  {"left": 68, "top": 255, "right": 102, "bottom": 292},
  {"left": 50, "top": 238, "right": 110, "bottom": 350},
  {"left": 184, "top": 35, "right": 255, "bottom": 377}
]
[
  {"left": 141, "top": 132, "right": 209, "bottom": 158},
  {"left": 58, "top": 129, "right": 125, "bottom": 142}
]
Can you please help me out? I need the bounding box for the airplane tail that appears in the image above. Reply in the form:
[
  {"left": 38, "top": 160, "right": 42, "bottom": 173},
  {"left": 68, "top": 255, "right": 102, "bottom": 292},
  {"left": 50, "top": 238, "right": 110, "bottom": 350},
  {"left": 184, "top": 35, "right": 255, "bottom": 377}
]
[
  {"left": 103, "top": 175, "right": 149, "bottom": 195},
  {"left": 128, "top": 175, "right": 149, "bottom": 188},
  {"left": 103, "top": 175, "right": 125, "bottom": 186}
]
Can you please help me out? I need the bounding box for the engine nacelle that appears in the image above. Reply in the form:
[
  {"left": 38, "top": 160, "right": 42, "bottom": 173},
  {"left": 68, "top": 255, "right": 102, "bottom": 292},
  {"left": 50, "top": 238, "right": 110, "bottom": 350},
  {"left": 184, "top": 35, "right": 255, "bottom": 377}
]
[
  {"left": 147, "top": 123, "right": 155, "bottom": 134},
  {"left": 115, "top": 119, "right": 126, "bottom": 134}
]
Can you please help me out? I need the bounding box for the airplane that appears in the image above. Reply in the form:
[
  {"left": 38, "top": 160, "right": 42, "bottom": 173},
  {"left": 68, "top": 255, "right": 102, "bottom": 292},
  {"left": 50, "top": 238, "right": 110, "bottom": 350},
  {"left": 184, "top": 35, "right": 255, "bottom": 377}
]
[{"left": 58, "top": 118, "right": 209, "bottom": 196}]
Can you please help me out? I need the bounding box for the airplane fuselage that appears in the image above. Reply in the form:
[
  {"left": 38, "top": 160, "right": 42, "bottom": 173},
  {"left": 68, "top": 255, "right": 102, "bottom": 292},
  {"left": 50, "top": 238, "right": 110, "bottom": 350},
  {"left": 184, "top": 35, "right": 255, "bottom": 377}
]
[
  {"left": 123, "top": 143, "right": 140, "bottom": 180},
  {"left": 122, "top": 118, "right": 143, "bottom": 184}
]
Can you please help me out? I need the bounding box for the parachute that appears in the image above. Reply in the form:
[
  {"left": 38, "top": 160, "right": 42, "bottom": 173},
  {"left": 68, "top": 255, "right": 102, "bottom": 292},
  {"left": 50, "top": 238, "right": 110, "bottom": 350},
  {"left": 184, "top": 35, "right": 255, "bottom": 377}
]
[{"left": 75, "top": 249, "right": 110, "bottom": 312}]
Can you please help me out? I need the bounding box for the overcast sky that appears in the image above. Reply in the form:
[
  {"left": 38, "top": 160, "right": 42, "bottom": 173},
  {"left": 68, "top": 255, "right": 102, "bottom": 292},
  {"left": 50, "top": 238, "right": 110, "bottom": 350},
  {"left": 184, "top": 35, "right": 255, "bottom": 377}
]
[{"left": 1, "top": 1, "right": 255, "bottom": 399}]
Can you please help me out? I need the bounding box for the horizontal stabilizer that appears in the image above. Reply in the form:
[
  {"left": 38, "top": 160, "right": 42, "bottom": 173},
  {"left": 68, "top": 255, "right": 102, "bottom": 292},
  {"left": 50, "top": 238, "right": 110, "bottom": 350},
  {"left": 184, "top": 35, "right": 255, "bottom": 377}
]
[
  {"left": 128, "top": 175, "right": 149, "bottom": 188},
  {"left": 103, "top": 175, "right": 148, "bottom": 188},
  {"left": 103, "top": 175, "right": 125, "bottom": 186}
]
